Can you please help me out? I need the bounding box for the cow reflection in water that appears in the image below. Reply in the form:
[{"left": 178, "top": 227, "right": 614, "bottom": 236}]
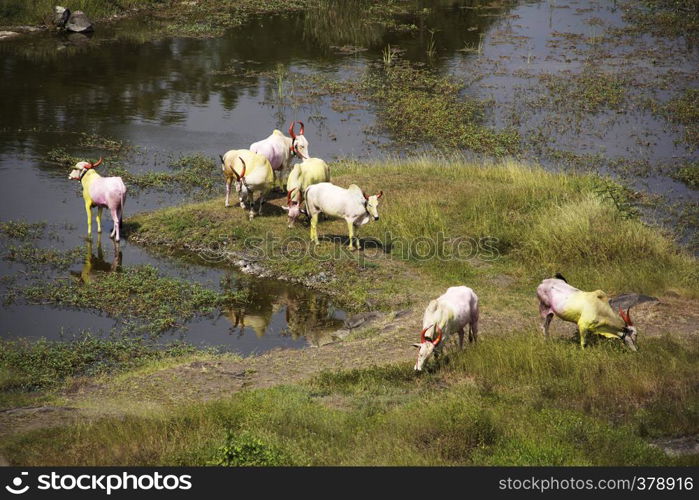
[
  {"left": 223, "top": 280, "right": 340, "bottom": 343},
  {"left": 71, "top": 235, "right": 122, "bottom": 283}
]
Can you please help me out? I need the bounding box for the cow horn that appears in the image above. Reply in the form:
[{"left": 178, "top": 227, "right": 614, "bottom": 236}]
[
  {"left": 238, "top": 157, "right": 246, "bottom": 179},
  {"left": 90, "top": 157, "right": 103, "bottom": 169},
  {"left": 288, "top": 121, "right": 297, "bottom": 140},
  {"left": 298, "top": 121, "right": 304, "bottom": 135},
  {"left": 619, "top": 306, "right": 633, "bottom": 326},
  {"left": 432, "top": 326, "right": 443, "bottom": 346},
  {"left": 419, "top": 324, "right": 431, "bottom": 343},
  {"left": 376, "top": 190, "right": 383, "bottom": 199}
]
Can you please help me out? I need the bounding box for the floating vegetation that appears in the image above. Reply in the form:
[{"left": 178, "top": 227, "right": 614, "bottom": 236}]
[
  {"left": 365, "top": 63, "right": 520, "bottom": 156},
  {"left": 19, "top": 265, "right": 246, "bottom": 333}
]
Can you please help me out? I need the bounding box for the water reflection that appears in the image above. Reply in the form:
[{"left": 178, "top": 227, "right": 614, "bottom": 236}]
[
  {"left": 70, "top": 235, "right": 122, "bottom": 283},
  {"left": 222, "top": 278, "right": 343, "bottom": 344}
]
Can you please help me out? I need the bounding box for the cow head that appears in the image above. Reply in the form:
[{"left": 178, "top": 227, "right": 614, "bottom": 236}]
[
  {"left": 282, "top": 188, "right": 303, "bottom": 227},
  {"left": 288, "top": 121, "right": 309, "bottom": 160},
  {"left": 412, "top": 324, "right": 443, "bottom": 371},
  {"left": 233, "top": 157, "right": 250, "bottom": 201},
  {"left": 619, "top": 307, "right": 638, "bottom": 351},
  {"left": 69, "top": 157, "right": 102, "bottom": 180},
  {"left": 364, "top": 191, "right": 383, "bottom": 221}
]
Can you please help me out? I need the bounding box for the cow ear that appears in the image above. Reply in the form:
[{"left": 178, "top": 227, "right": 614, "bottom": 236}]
[
  {"left": 412, "top": 343, "right": 422, "bottom": 348},
  {"left": 281, "top": 205, "right": 289, "bottom": 211}
]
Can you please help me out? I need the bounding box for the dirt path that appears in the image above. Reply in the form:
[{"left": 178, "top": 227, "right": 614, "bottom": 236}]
[{"left": 1, "top": 296, "right": 697, "bottom": 442}]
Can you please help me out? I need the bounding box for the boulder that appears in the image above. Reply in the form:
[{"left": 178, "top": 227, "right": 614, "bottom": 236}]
[
  {"left": 65, "top": 10, "right": 94, "bottom": 33},
  {"left": 54, "top": 7, "right": 94, "bottom": 33}
]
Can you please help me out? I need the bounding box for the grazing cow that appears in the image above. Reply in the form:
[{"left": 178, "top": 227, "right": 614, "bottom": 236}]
[
  {"left": 281, "top": 157, "right": 331, "bottom": 228},
  {"left": 68, "top": 158, "right": 126, "bottom": 241},
  {"left": 219, "top": 149, "right": 274, "bottom": 218},
  {"left": 250, "top": 121, "right": 309, "bottom": 187},
  {"left": 536, "top": 274, "right": 638, "bottom": 351},
  {"left": 303, "top": 182, "right": 383, "bottom": 250},
  {"left": 413, "top": 286, "right": 479, "bottom": 372}
]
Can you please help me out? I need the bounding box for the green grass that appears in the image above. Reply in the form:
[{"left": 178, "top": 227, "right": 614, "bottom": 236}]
[
  {"left": 107, "top": 153, "right": 220, "bottom": 194},
  {"left": 18, "top": 265, "right": 246, "bottom": 333},
  {"left": 0, "top": 333, "right": 204, "bottom": 395},
  {"left": 3, "top": 333, "right": 696, "bottom": 466},
  {"left": 673, "top": 162, "right": 699, "bottom": 190},
  {"left": 128, "top": 158, "right": 698, "bottom": 313},
  {"left": 364, "top": 63, "right": 521, "bottom": 156}
]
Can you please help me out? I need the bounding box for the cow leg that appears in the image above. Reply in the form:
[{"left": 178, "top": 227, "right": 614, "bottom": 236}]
[
  {"left": 542, "top": 312, "right": 554, "bottom": 337},
  {"left": 470, "top": 320, "right": 478, "bottom": 343},
  {"left": 84, "top": 201, "right": 92, "bottom": 237},
  {"left": 110, "top": 207, "right": 120, "bottom": 241},
  {"left": 96, "top": 206, "right": 103, "bottom": 234},
  {"left": 347, "top": 220, "right": 356, "bottom": 250},
  {"left": 225, "top": 178, "right": 232, "bottom": 208},
  {"left": 257, "top": 191, "right": 265, "bottom": 216},
  {"left": 458, "top": 328, "right": 465, "bottom": 349},
  {"left": 310, "top": 213, "right": 319, "bottom": 245},
  {"left": 578, "top": 325, "right": 588, "bottom": 349},
  {"left": 248, "top": 193, "right": 255, "bottom": 220}
]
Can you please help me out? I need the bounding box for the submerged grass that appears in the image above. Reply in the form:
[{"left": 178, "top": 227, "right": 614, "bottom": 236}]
[
  {"left": 109, "top": 154, "right": 219, "bottom": 194},
  {"left": 128, "top": 158, "right": 698, "bottom": 313},
  {"left": 663, "top": 88, "right": 699, "bottom": 148},
  {"left": 3, "top": 334, "right": 696, "bottom": 466},
  {"left": 365, "top": 63, "right": 521, "bottom": 156},
  {"left": 539, "top": 68, "right": 628, "bottom": 114},
  {"left": 18, "top": 265, "right": 245, "bottom": 333}
]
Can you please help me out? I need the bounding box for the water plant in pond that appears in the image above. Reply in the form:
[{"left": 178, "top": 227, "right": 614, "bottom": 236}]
[{"left": 19, "top": 265, "right": 246, "bottom": 333}]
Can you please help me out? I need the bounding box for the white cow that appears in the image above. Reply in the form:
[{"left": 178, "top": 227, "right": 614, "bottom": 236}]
[
  {"left": 250, "top": 121, "right": 309, "bottom": 188},
  {"left": 303, "top": 182, "right": 383, "bottom": 250},
  {"left": 281, "top": 157, "right": 331, "bottom": 228},
  {"left": 219, "top": 149, "right": 274, "bottom": 219},
  {"left": 413, "top": 286, "right": 479, "bottom": 372}
]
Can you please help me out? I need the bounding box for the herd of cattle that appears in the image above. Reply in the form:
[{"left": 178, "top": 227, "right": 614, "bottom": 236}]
[{"left": 67, "top": 121, "right": 640, "bottom": 372}]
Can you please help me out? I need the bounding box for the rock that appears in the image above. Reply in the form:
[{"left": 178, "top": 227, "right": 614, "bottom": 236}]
[
  {"left": 54, "top": 6, "right": 70, "bottom": 27},
  {"left": 609, "top": 293, "right": 658, "bottom": 312},
  {"left": 330, "top": 329, "right": 351, "bottom": 340},
  {"left": 65, "top": 10, "right": 94, "bottom": 33},
  {"left": 0, "top": 31, "right": 20, "bottom": 40},
  {"left": 343, "top": 311, "right": 382, "bottom": 330}
]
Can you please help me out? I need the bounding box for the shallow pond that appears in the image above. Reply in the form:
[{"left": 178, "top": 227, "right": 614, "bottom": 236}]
[{"left": 0, "top": 0, "right": 696, "bottom": 353}]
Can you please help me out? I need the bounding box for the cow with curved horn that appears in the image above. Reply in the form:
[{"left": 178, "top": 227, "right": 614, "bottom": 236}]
[
  {"left": 413, "top": 286, "right": 479, "bottom": 372},
  {"left": 68, "top": 157, "right": 127, "bottom": 241},
  {"left": 219, "top": 149, "right": 274, "bottom": 219},
  {"left": 282, "top": 157, "right": 331, "bottom": 228},
  {"left": 536, "top": 274, "right": 638, "bottom": 351},
  {"left": 303, "top": 182, "right": 383, "bottom": 250},
  {"left": 250, "top": 121, "right": 310, "bottom": 189}
]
